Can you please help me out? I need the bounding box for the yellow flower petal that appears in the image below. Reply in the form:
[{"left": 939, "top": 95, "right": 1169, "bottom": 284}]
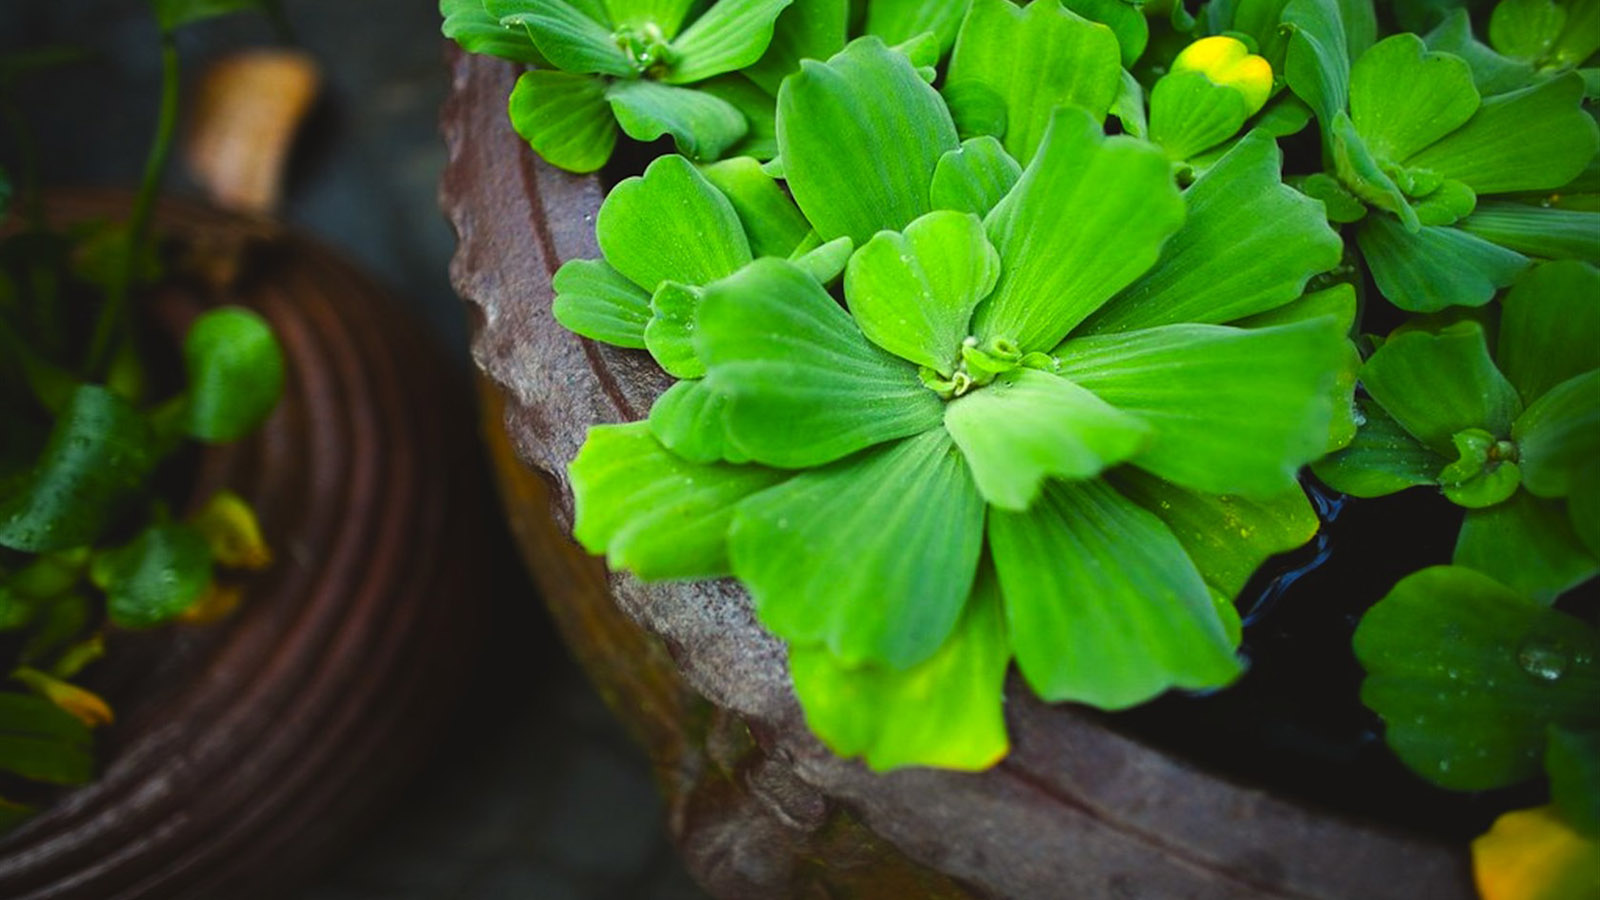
[
  {"left": 1475, "top": 806, "right": 1600, "bottom": 900},
  {"left": 1172, "top": 36, "right": 1273, "bottom": 116}
]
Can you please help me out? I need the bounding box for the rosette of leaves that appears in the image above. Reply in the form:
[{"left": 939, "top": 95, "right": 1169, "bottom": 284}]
[
  {"left": 1354, "top": 565, "right": 1600, "bottom": 899},
  {"left": 1277, "top": 0, "right": 1599, "bottom": 312},
  {"left": 562, "top": 33, "right": 1353, "bottom": 768},
  {"left": 0, "top": 0, "right": 284, "bottom": 825},
  {"left": 1314, "top": 261, "right": 1600, "bottom": 600},
  {"left": 1481, "top": 0, "right": 1600, "bottom": 78},
  {"left": 442, "top": 0, "right": 817, "bottom": 172}
]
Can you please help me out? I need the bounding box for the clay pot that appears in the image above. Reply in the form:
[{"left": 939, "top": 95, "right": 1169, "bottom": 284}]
[
  {"left": 442, "top": 50, "right": 1474, "bottom": 899},
  {"left": 0, "top": 192, "right": 487, "bottom": 899}
]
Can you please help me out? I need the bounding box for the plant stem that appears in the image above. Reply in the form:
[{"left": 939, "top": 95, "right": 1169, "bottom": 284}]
[{"left": 86, "top": 35, "right": 180, "bottom": 378}]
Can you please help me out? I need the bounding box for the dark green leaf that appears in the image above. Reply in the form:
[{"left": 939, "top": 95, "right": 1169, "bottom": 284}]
[
  {"left": 569, "top": 422, "right": 787, "bottom": 578},
  {"left": 1489, "top": 0, "right": 1568, "bottom": 61},
  {"left": 1312, "top": 396, "right": 1443, "bottom": 497},
  {"left": 1515, "top": 370, "right": 1600, "bottom": 499},
  {"left": 977, "top": 106, "right": 1184, "bottom": 352},
  {"left": 990, "top": 478, "right": 1241, "bottom": 708},
  {"left": 153, "top": 0, "right": 279, "bottom": 31},
  {"left": 1357, "top": 216, "right": 1530, "bottom": 313},
  {"left": 508, "top": 69, "right": 618, "bottom": 173},
  {"left": 696, "top": 259, "right": 942, "bottom": 467},
  {"left": 1361, "top": 321, "right": 1523, "bottom": 452},
  {"left": 183, "top": 307, "right": 285, "bottom": 443},
  {"left": 1498, "top": 260, "right": 1600, "bottom": 404},
  {"left": 777, "top": 37, "right": 958, "bottom": 244},
  {"left": 1355, "top": 565, "right": 1600, "bottom": 790},
  {"left": 95, "top": 522, "right": 212, "bottom": 629},
  {"left": 1548, "top": 727, "right": 1600, "bottom": 836},
  {"left": 551, "top": 258, "right": 653, "bottom": 349},
  {"left": 1458, "top": 202, "right": 1600, "bottom": 262},
  {"left": 789, "top": 568, "right": 1010, "bottom": 772},
  {"left": 1282, "top": 0, "right": 1352, "bottom": 125},
  {"left": 1456, "top": 492, "right": 1599, "bottom": 602},
  {"left": 1406, "top": 73, "right": 1599, "bottom": 195},
  {"left": 665, "top": 0, "right": 796, "bottom": 84},
  {"left": 929, "top": 137, "right": 1022, "bottom": 219},
  {"left": 1423, "top": 10, "right": 1542, "bottom": 96},
  {"left": 0, "top": 386, "right": 157, "bottom": 553},
  {"left": 0, "top": 692, "right": 93, "bottom": 785},
  {"left": 606, "top": 79, "right": 749, "bottom": 161},
  {"left": 731, "top": 428, "right": 984, "bottom": 668}
]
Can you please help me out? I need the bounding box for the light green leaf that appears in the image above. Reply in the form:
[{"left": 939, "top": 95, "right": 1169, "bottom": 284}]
[
  {"left": 863, "top": 0, "right": 971, "bottom": 55},
  {"left": 508, "top": 69, "right": 618, "bottom": 174},
  {"left": 1489, "top": 0, "right": 1568, "bottom": 61},
  {"left": 1515, "top": 369, "right": 1600, "bottom": 499},
  {"left": 945, "top": 367, "right": 1149, "bottom": 510},
  {"left": 977, "top": 107, "right": 1184, "bottom": 352},
  {"left": 1081, "top": 131, "right": 1342, "bottom": 334},
  {"left": 647, "top": 378, "right": 741, "bottom": 463},
  {"left": 597, "top": 154, "right": 752, "bottom": 292},
  {"left": 1551, "top": 0, "right": 1600, "bottom": 67},
  {"left": 1147, "top": 70, "right": 1253, "bottom": 162},
  {"left": 699, "top": 156, "right": 810, "bottom": 258},
  {"left": 1405, "top": 73, "right": 1599, "bottom": 195},
  {"left": 1423, "top": 9, "right": 1542, "bottom": 97},
  {"left": 95, "top": 522, "right": 212, "bottom": 629},
  {"left": 743, "top": 0, "right": 849, "bottom": 94},
  {"left": 1111, "top": 469, "right": 1320, "bottom": 600},
  {"left": 0, "top": 386, "right": 157, "bottom": 553},
  {"left": 789, "top": 568, "right": 1010, "bottom": 772},
  {"left": 1458, "top": 202, "right": 1600, "bottom": 262},
  {"left": 1056, "top": 320, "right": 1342, "bottom": 498},
  {"left": 606, "top": 78, "right": 750, "bottom": 161},
  {"left": 604, "top": 0, "right": 695, "bottom": 38},
  {"left": 551, "top": 258, "right": 652, "bottom": 348},
  {"left": 569, "top": 422, "right": 787, "bottom": 578},
  {"left": 665, "top": 0, "right": 796, "bottom": 83},
  {"left": 941, "top": 80, "right": 1009, "bottom": 142},
  {"left": 1355, "top": 566, "right": 1600, "bottom": 790},
  {"left": 644, "top": 281, "right": 704, "bottom": 378},
  {"left": 777, "top": 37, "right": 958, "bottom": 244},
  {"left": 1236, "top": 283, "right": 1362, "bottom": 451},
  {"left": 441, "top": 0, "right": 547, "bottom": 62},
  {"left": 731, "top": 428, "right": 983, "bottom": 668},
  {"left": 945, "top": 0, "right": 1123, "bottom": 165},
  {"left": 1282, "top": 0, "right": 1351, "bottom": 125},
  {"left": 1361, "top": 321, "right": 1523, "bottom": 452},
  {"left": 1311, "top": 396, "right": 1443, "bottom": 497},
  {"left": 183, "top": 307, "right": 284, "bottom": 444},
  {"left": 790, "top": 235, "right": 853, "bottom": 283},
  {"left": 696, "top": 259, "right": 942, "bottom": 467},
  {"left": 1357, "top": 215, "right": 1530, "bottom": 313},
  {"left": 1456, "top": 491, "right": 1599, "bottom": 602},
  {"left": 495, "top": 0, "right": 636, "bottom": 75},
  {"left": 929, "top": 136, "right": 1022, "bottom": 218},
  {"left": 1109, "top": 68, "right": 1148, "bottom": 139},
  {"left": 1064, "top": 0, "right": 1148, "bottom": 66},
  {"left": 1498, "top": 261, "right": 1600, "bottom": 404},
  {"left": 990, "top": 479, "right": 1241, "bottom": 708},
  {"left": 1350, "top": 34, "right": 1479, "bottom": 163},
  {"left": 696, "top": 74, "right": 779, "bottom": 159},
  {"left": 843, "top": 210, "right": 1000, "bottom": 374}
]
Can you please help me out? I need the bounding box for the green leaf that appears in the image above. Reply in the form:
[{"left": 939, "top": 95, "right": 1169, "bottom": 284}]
[
  {"left": 1147, "top": 70, "right": 1253, "bottom": 162},
  {"left": 1551, "top": 0, "right": 1600, "bottom": 68},
  {"left": 1458, "top": 202, "right": 1600, "bottom": 262},
  {"left": 929, "top": 137, "right": 1022, "bottom": 218},
  {"left": 604, "top": 0, "right": 696, "bottom": 38},
  {"left": 664, "top": 0, "right": 796, "bottom": 84},
  {"left": 1498, "top": 261, "right": 1600, "bottom": 404},
  {"left": 976, "top": 107, "right": 1184, "bottom": 352},
  {"left": 153, "top": 0, "right": 279, "bottom": 31},
  {"left": 1063, "top": 0, "right": 1148, "bottom": 66},
  {"left": 843, "top": 210, "right": 1000, "bottom": 375},
  {"left": 95, "top": 522, "right": 213, "bottom": 628},
  {"left": 508, "top": 69, "right": 618, "bottom": 173},
  {"left": 441, "top": 0, "right": 547, "bottom": 62},
  {"left": 1236, "top": 283, "right": 1363, "bottom": 451},
  {"left": 0, "top": 692, "right": 93, "bottom": 785},
  {"left": 606, "top": 79, "right": 750, "bottom": 161},
  {"left": 944, "top": 0, "right": 1123, "bottom": 165},
  {"left": 1548, "top": 727, "right": 1600, "bottom": 836},
  {"left": 696, "top": 259, "right": 942, "bottom": 467},
  {"left": 1354, "top": 566, "right": 1600, "bottom": 790},
  {"left": 700, "top": 158, "right": 810, "bottom": 260},
  {"left": 1456, "top": 492, "right": 1599, "bottom": 602},
  {"left": 1080, "top": 131, "right": 1342, "bottom": 334},
  {"left": 1331, "top": 112, "right": 1418, "bottom": 226},
  {"left": 551, "top": 258, "right": 653, "bottom": 348},
  {"left": 1108, "top": 68, "right": 1148, "bottom": 139},
  {"left": 569, "top": 422, "right": 787, "bottom": 578},
  {"left": 1111, "top": 469, "right": 1320, "bottom": 600},
  {"left": 789, "top": 568, "right": 1010, "bottom": 772},
  {"left": 731, "top": 428, "right": 983, "bottom": 668},
  {"left": 941, "top": 80, "right": 1009, "bottom": 142},
  {"left": 647, "top": 378, "right": 741, "bottom": 463},
  {"left": 644, "top": 281, "right": 704, "bottom": 378},
  {"left": 1489, "top": 0, "right": 1568, "bottom": 61},
  {"left": 1312, "top": 396, "right": 1443, "bottom": 497},
  {"left": 742, "top": 0, "right": 849, "bottom": 94},
  {"left": 790, "top": 235, "right": 853, "bottom": 283},
  {"left": 1350, "top": 34, "right": 1479, "bottom": 164},
  {"left": 1570, "top": 467, "right": 1600, "bottom": 557},
  {"left": 1282, "top": 0, "right": 1352, "bottom": 125},
  {"left": 1515, "top": 370, "right": 1600, "bottom": 499},
  {"left": 990, "top": 478, "right": 1242, "bottom": 708},
  {"left": 495, "top": 0, "right": 637, "bottom": 76},
  {"left": 944, "top": 367, "right": 1149, "bottom": 511},
  {"left": 863, "top": 0, "right": 972, "bottom": 56},
  {"left": 777, "top": 37, "right": 958, "bottom": 244},
  {"left": 1361, "top": 321, "right": 1523, "bottom": 452},
  {"left": 697, "top": 74, "right": 779, "bottom": 159},
  {"left": 1357, "top": 216, "right": 1530, "bottom": 313},
  {"left": 1421, "top": 9, "right": 1542, "bottom": 97},
  {"left": 1056, "top": 320, "right": 1342, "bottom": 498},
  {"left": 0, "top": 386, "right": 157, "bottom": 553},
  {"left": 1405, "top": 73, "right": 1599, "bottom": 195},
  {"left": 597, "top": 154, "right": 752, "bottom": 292},
  {"left": 183, "top": 307, "right": 285, "bottom": 444}
]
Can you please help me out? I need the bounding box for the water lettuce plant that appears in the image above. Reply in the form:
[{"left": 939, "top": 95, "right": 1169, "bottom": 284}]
[{"left": 0, "top": 0, "right": 284, "bottom": 827}]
